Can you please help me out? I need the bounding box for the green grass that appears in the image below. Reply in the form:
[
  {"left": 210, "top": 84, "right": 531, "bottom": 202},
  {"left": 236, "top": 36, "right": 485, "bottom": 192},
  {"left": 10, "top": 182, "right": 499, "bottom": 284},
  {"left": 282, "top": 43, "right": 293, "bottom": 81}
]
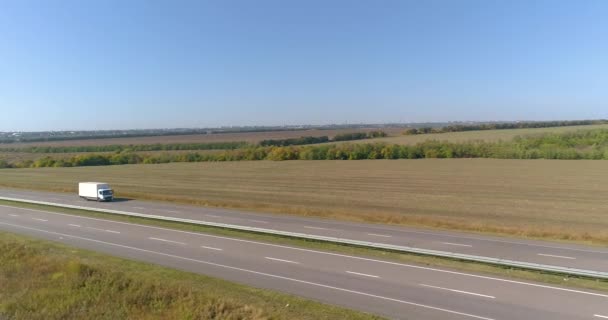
[
  {"left": 0, "top": 230, "right": 382, "bottom": 320},
  {"left": 2, "top": 200, "right": 607, "bottom": 294},
  {"left": 1, "top": 159, "right": 607, "bottom": 245}
]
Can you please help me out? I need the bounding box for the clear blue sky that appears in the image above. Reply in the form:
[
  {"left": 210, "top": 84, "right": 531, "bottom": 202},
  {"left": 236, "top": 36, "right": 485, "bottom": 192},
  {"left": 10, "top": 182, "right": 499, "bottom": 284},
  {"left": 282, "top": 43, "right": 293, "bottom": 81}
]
[{"left": 1, "top": 0, "right": 607, "bottom": 131}]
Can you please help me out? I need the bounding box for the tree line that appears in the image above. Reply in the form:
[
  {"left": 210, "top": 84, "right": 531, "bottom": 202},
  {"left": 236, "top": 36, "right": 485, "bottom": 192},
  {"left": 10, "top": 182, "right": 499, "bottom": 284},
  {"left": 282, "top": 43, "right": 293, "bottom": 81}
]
[
  {"left": 2, "top": 129, "right": 607, "bottom": 169},
  {"left": 259, "top": 131, "right": 387, "bottom": 147},
  {"left": 402, "top": 119, "right": 608, "bottom": 135},
  {"left": 0, "top": 141, "right": 249, "bottom": 154}
]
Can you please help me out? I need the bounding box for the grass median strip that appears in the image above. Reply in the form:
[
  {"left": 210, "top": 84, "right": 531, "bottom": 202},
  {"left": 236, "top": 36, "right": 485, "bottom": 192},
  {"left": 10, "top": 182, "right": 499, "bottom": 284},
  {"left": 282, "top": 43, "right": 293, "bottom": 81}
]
[
  {"left": 0, "top": 231, "right": 382, "bottom": 320},
  {"left": 1, "top": 199, "right": 607, "bottom": 293}
]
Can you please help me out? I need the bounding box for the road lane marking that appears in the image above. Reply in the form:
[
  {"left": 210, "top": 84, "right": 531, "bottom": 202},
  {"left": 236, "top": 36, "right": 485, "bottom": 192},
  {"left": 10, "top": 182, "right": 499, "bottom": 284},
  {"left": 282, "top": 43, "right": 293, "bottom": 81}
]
[
  {"left": 0, "top": 222, "right": 496, "bottom": 320},
  {"left": 346, "top": 271, "right": 380, "bottom": 278},
  {"left": 165, "top": 210, "right": 179, "bottom": 214},
  {"left": 594, "top": 315, "right": 608, "bottom": 319},
  {"left": 148, "top": 237, "right": 187, "bottom": 245},
  {"left": 68, "top": 224, "right": 81, "bottom": 227},
  {"left": 419, "top": 284, "right": 495, "bottom": 299},
  {"left": 132, "top": 207, "right": 145, "bottom": 210},
  {"left": 8, "top": 214, "right": 19, "bottom": 217},
  {"left": 304, "top": 226, "right": 329, "bottom": 230},
  {"left": 248, "top": 219, "right": 268, "bottom": 224},
  {"left": 442, "top": 242, "right": 473, "bottom": 247},
  {"left": 87, "top": 227, "right": 107, "bottom": 232},
  {"left": 367, "top": 233, "right": 392, "bottom": 238},
  {"left": 201, "top": 246, "right": 223, "bottom": 251},
  {"left": 86, "top": 226, "right": 120, "bottom": 234},
  {"left": 205, "top": 214, "right": 220, "bottom": 218},
  {"left": 265, "top": 257, "right": 299, "bottom": 264},
  {"left": 537, "top": 253, "right": 576, "bottom": 260},
  {"left": 6, "top": 205, "right": 607, "bottom": 298},
  {"left": 31, "top": 218, "right": 48, "bottom": 222}
]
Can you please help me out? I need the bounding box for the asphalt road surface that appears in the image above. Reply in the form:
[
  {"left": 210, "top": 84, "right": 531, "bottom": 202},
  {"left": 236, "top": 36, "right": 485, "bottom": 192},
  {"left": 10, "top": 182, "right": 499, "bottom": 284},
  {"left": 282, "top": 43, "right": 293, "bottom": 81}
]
[
  {"left": 1, "top": 203, "right": 607, "bottom": 319},
  {"left": 1, "top": 188, "right": 607, "bottom": 274}
]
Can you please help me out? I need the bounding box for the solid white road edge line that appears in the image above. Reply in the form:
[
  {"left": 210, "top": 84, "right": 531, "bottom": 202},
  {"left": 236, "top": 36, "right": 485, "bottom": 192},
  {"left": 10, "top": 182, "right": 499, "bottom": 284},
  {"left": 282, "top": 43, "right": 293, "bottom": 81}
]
[
  {"left": 201, "top": 246, "right": 223, "bottom": 251},
  {"left": 346, "top": 271, "right": 380, "bottom": 278},
  {"left": 0, "top": 221, "right": 495, "bottom": 320},
  {"left": 148, "top": 237, "right": 187, "bottom": 245},
  {"left": 442, "top": 242, "right": 473, "bottom": 247},
  {"left": 537, "top": 253, "right": 576, "bottom": 260},
  {"left": 3, "top": 204, "right": 607, "bottom": 298},
  {"left": 419, "top": 284, "right": 496, "bottom": 299},
  {"left": 265, "top": 257, "right": 300, "bottom": 264}
]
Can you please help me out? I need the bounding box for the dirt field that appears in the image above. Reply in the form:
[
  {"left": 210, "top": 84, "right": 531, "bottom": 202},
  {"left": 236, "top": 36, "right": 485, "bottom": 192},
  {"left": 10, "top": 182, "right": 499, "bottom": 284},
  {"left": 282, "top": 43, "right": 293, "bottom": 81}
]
[
  {"left": 2, "top": 128, "right": 403, "bottom": 148},
  {"left": 1, "top": 159, "right": 606, "bottom": 244}
]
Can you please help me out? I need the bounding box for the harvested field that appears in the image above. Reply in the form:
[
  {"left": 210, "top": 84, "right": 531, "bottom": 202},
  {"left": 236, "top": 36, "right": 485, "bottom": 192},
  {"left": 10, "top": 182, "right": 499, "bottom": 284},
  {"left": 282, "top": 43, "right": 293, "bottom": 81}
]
[
  {"left": 1, "top": 159, "right": 607, "bottom": 244},
  {"left": 2, "top": 128, "right": 403, "bottom": 148}
]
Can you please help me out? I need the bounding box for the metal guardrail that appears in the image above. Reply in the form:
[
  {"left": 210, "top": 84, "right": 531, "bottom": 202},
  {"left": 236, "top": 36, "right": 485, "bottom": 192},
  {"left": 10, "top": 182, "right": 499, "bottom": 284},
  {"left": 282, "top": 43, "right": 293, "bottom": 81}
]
[{"left": 1, "top": 196, "right": 607, "bottom": 280}]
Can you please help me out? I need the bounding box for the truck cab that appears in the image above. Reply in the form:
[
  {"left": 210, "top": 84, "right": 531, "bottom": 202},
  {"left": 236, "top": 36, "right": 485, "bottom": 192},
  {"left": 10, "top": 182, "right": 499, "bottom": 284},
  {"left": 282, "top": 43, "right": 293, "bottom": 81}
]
[{"left": 98, "top": 188, "right": 114, "bottom": 201}]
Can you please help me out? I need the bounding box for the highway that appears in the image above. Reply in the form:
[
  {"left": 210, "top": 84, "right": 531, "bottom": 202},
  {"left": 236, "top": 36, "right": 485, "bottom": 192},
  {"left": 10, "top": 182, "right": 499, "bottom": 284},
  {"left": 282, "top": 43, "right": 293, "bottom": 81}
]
[
  {"left": 0, "top": 203, "right": 607, "bottom": 320},
  {"left": 1, "top": 188, "right": 607, "bottom": 274}
]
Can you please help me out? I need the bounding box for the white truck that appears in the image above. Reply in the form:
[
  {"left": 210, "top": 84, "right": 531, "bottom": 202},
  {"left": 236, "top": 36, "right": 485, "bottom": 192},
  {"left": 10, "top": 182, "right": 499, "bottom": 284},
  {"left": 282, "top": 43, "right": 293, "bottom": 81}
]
[{"left": 78, "top": 182, "right": 114, "bottom": 202}]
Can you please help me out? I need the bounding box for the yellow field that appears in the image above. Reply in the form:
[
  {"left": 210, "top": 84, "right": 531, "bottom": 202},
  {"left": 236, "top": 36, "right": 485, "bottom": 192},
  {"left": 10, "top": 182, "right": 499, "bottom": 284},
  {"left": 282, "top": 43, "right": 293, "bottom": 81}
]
[
  {"left": 1, "top": 159, "right": 607, "bottom": 244},
  {"left": 352, "top": 124, "right": 608, "bottom": 145}
]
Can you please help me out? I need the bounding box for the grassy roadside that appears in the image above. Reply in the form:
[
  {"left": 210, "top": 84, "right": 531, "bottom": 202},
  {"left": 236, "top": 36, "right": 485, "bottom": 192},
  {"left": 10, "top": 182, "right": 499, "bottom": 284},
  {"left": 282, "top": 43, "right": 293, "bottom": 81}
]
[
  {"left": 1, "top": 200, "right": 607, "bottom": 294},
  {"left": 0, "top": 231, "right": 382, "bottom": 320}
]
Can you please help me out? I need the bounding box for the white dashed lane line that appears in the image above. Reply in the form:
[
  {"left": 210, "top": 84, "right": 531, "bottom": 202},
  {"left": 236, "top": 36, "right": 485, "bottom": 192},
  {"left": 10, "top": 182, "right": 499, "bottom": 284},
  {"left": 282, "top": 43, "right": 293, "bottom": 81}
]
[
  {"left": 68, "top": 224, "right": 81, "bottom": 227},
  {"left": 265, "top": 257, "right": 300, "bottom": 264},
  {"left": 442, "top": 242, "right": 473, "bottom": 247},
  {"left": 419, "top": 284, "right": 496, "bottom": 299},
  {"left": 367, "top": 233, "right": 392, "bottom": 238},
  {"left": 346, "top": 271, "right": 380, "bottom": 278},
  {"left": 148, "top": 237, "right": 187, "bottom": 245},
  {"left": 31, "top": 218, "right": 48, "bottom": 222},
  {"left": 201, "top": 246, "right": 223, "bottom": 251},
  {"left": 303, "top": 226, "right": 331, "bottom": 230},
  {"left": 86, "top": 226, "right": 121, "bottom": 234},
  {"left": 537, "top": 253, "right": 576, "bottom": 260},
  {"left": 248, "top": 219, "right": 268, "bottom": 224}
]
